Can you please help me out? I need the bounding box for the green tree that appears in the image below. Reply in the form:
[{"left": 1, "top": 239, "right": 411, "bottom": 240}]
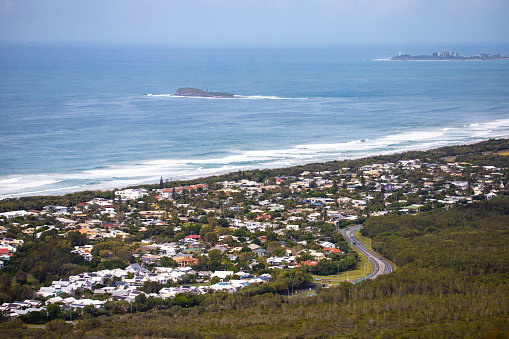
[
  {"left": 66, "top": 231, "right": 88, "bottom": 247},
  {"left": 142, "top": 281, "right": 164, "bottom": 294},
  {"left": 273, "top": 246, "right": 286, "bottom": 257},
  {"left": 160, "top": 257, "right": 177, "bottom": 267},
  {"left": 204, "top": 232, "right": 219, "bottom": 246},
  {"left": 238, "top": 252, "right": 255, "bottom": 265},
  {"left": 298, "top": 251, "right": 313, "bottom": 262},
  {"left": 46, "top": 303, "right": 62, "bottom": 321},
  {"left": 200, "top": 226, "right": 215, "bottom": 238},
  {"left": 267, "top": 241, "right": 281, "bottom": 255},
  {"left": 208, "top": 249, "right": 223, "bottom": 262},
  {"left": 14, "top": 270, "right": 27, "bottom": 285}
]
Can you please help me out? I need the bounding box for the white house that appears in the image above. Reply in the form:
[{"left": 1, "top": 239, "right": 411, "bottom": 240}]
[
  {"left": 211, "top": 271, "right": 234, "bottom": 281},
  {"left": 286, "top": 224, "right": 300, "bottom": 231},
  {"left": 0, "top": 210, "right": 29, "bottom": 219},
  {"left": 115, "top": 188, "right": 149, "bottom": 201}
]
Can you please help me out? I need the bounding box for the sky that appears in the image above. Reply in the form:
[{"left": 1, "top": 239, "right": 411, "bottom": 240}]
[{"left": 1, "top": 0, "right": 509, "bottom": 44}]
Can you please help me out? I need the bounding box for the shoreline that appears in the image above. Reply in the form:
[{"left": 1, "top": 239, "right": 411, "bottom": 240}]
[{"left": 2, "top": 137, "right": 507, "bottom": 200}]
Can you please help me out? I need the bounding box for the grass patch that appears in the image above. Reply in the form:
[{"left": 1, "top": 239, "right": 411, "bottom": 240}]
[
  {"left": 27, "top": 275, "right": 38, "bottom": 284},
  {"left": 496, "top": 150, "right": 509, "bottom": 156},
  {"left": 441, "top": 156, "right": 456, "bottom": 162},
  {"left": 354, "top": 248, "right": 373, "bottom": 279},
  {"left": 311, "top": 262, "right": 369, "bottom": 286},
  {"left": 10, "top": 274, "right": 38, "bottom": 288},
  {"left": 355, "top": 230, "right": 373, "bottom": 251},
  {"left": 24, "top": 324, "right": 46, "bottom": 329}
]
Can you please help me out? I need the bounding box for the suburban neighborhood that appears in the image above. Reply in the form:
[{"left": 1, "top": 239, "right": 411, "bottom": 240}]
[{"left": 0, "top": 141, "right": 508, "bottom": 323}]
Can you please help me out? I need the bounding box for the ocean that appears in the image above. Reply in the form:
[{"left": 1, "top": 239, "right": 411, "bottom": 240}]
[{"left": 1, "top": 41, "right": 509, "bottom": 199}]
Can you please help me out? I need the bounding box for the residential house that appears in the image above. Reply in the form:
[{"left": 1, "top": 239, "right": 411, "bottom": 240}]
[
  {"left": 173, "top": 256, "right": 199, "bottom": 268},
  {"left": 115, "top": 188, "right": 149, "bottom": 201}
]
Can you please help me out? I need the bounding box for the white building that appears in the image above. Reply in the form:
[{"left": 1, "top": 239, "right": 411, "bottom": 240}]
[{"left": 115, "top": 188, "right": 149, "bottom": 201}]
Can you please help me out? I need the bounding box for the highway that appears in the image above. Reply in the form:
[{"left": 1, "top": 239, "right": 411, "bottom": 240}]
[{"left": 341, "top": 225, "right": 394, "bottom": 283}]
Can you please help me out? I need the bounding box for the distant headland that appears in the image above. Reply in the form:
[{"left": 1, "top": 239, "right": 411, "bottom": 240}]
[
  {"left": 391, "top": 50, "right": 509, "bottom": 61},
  {"left": 175, "top": 88, "right": 235, "bottom": 98}
]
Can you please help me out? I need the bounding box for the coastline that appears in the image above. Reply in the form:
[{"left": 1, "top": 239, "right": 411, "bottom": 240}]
[
  {"left": 391, "top": 50, "right": 509, "bottom": 61},
  {"left": 2, "top": 43, "right": 509, "bottom": 201},
  {"left": 392, "top": 57, "right": 509, "bottom": 61},
  {"left": 2, "top": 136, "right": 508, "bottom": 200}
]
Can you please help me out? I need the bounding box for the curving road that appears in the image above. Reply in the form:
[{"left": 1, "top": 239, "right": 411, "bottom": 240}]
[{"left": 341, "top": 225, "right": 394, "bottom": 283}]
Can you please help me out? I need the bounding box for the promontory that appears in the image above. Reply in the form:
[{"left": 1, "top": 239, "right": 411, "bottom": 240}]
[{"left": 391, "top": 50, "right": 509, "bottom": 60}]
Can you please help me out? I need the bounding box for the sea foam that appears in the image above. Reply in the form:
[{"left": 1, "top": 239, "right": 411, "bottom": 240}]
[
  {"left": 1, "top": 118, "right": 508, "bottom": 200},
  {"left": 145, "top": 93, "right": 307, "bottom": 100},
  {"left": 2, "top": 43, "right": 509, "bottom": 199}
]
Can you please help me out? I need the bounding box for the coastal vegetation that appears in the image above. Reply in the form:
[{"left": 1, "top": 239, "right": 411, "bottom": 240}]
[
  {"left": 0, "top": 139, "right": 508, "bottom": 337},
  {"left": 2, "top": 197, "right": 507, "bottom": 337}
]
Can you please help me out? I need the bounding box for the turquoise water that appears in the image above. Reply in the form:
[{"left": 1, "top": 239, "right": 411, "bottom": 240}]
[{"left": 1, "top": 42, "right": 509, "bottom": 199}]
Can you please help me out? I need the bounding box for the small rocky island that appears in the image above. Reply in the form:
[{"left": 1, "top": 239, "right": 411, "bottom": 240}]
[{"left": 175, "top": 88, "right": 235, "bottom": 98}]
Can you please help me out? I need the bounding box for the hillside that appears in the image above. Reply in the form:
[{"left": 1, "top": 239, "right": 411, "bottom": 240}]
[
  {"left": 1, "top": 139, "right": 509, "bottom": 337},
  {"left": 2, "top": 198, "right": 508, "bottom": 337},
  {"left": 76, "top": 198, "right": 508, "bottom": 338}
]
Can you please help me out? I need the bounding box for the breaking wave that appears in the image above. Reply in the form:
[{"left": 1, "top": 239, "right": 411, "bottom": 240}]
[
  {"left": 145, "top": 93, "right": 307, "bottom": 100},
  {"left": 2, "top": 118, "right": 508, "bottom": 200}
]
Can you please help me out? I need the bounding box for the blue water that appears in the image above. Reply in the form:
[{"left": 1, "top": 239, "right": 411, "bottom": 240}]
[{"left": 1, "top": 42, "right": 509, "bottom": 199}]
